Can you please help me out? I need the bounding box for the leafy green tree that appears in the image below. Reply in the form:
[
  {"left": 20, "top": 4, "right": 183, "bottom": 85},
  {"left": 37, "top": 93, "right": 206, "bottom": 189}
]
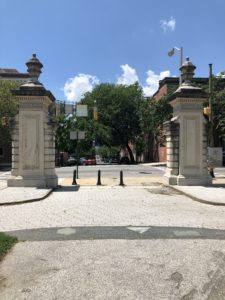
[
  {"left": 211, "top": 79, "right": 225, "bottom": 146},
  {"left": 144, "top": 96, "right": 173, "bottom": 161},
  {"left": 81, "top": 82, "right": 145, "bottom": 163},
  {"left": 55, "top": 110, "right": 112, "bottom": 157},
  {"left": 96, "top": 145, "right": 120, "bottom": 160},
  {"left": 199, "top": 76, "right": 225, "bottom": 147},
  {"left": 0, "top": 80, "right": 18, "bottom": 144}
]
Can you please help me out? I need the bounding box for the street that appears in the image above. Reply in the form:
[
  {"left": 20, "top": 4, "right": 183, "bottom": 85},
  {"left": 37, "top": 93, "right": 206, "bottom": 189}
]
[
  {"left": 55, "top": 163, "right": 166, "bottom": 179},
  {"left": 0, "top": 164, "right": 225, "bottom": 299}
]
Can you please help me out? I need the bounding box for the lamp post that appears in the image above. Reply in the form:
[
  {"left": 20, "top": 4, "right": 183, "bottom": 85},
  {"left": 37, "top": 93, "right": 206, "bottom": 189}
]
[{"left": 168, "top": 46, "right": 183, "bottom": 86}]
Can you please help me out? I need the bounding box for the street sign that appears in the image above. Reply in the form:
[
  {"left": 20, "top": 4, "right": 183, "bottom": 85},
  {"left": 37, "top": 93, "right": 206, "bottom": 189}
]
[
  {"left": 65, "top": 104, "right": 74, "bottom": 114},
  {"left": 70, "top": 131, "right": 85, "bottom": 140},
  {"left": 76, "top": 105, "right": 88, "bottom": 117}
]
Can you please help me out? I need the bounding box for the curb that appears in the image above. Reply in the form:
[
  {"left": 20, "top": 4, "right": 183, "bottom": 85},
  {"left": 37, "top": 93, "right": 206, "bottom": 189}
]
[
  {"left": 165, "top": 184, "right": 225, "bottom": 207},
  {"left": 141, "top": 163, "right": 167, "bottom": 167},
  {"left": 0, "top": 188, "right": 54, "bottom": 206}
]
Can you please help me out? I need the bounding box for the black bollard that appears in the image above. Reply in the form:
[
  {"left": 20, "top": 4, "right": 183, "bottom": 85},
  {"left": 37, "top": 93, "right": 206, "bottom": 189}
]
[
  {"left": 209, "top": 167, "right": 215, "bottom": 178},
  {"left": 119, "top": 170, "right": 125, "bottom": 186},
  {"left": 97, "top": 170, "right": 101, "bottom": 185},
  {"left": 72, "top": 170, "right": 77, "bottom": 185}
]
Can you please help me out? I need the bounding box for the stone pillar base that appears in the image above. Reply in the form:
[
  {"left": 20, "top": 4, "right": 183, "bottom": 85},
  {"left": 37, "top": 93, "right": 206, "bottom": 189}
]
[
  {"left": 176, "top": 175, "right": 212, "bottom": 186},
  {"left": 164, "top": 174, "right": 212, "bottom": 186},
  {"left": 7, "top": 175, "right": 58, "bottom": 188},
  {"left": 163, "top": 174, "right": 178, "bottom": 185}
]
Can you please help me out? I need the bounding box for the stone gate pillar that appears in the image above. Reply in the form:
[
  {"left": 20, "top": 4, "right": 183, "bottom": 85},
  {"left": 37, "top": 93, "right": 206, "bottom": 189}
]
[
  {"left": 164, "top": 57, "right": 211, "bottom": 186},
  {"left": 163, "top": 119, "right": 180, "bottom": 185},
  {"left": 7, "top": 54, "right": 58, "bottom": 188}
]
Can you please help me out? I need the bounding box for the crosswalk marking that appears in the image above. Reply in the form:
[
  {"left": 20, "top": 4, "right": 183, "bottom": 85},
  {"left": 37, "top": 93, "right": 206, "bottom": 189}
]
[
  {"left": 173, "top": 230, "right": 200, "bottom": 237},
  {"left": 126, "top": 227, "right": 150, "bottom": 234},
  {"left": 57, "top": 228, "right": 76, "bottom": 235}
]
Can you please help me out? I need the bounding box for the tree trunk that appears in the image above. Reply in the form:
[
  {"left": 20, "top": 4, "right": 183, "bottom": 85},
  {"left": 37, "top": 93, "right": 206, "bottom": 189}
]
[{"left": 126, "top": 144, "right": 135, "bottom": 163}]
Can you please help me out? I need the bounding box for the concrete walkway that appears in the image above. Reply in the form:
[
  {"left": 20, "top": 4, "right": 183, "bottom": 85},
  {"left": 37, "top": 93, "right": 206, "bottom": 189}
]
[
  {"left": 1, "top": 167, "right": 225, "bottom": 300},
  {"left": 0, "top": 177, "right": 225, "bottom": 206}
]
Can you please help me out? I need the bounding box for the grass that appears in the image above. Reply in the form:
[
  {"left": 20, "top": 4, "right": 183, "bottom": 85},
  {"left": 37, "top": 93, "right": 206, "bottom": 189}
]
[{"left": 0, "top": 232, "right": 17, "bottom": 261}]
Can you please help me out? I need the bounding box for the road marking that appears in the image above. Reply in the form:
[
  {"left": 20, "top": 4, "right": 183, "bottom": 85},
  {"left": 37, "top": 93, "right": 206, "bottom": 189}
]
[
  {"left": 57, "top": 228, "right": 76, "bottom": 235},
  {"left": 126, "top": 227, "right": 150, "bottom": 234},
  {"left": 173, "top": 230, "right": 200, "bottom": 237}
]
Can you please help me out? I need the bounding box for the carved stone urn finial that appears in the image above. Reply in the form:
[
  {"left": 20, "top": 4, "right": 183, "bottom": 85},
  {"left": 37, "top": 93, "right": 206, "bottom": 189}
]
[
  {"left": 180, "top": 57, "right": 196, "bottom": 86},
  {"left": 26, "top": 53, "right": 43, "bottom": 83}
]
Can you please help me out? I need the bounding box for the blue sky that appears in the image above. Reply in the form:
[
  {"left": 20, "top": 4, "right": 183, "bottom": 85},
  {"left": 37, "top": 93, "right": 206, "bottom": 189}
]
[{"left": 1, "top": 0, "right": 225, "bottom": 102}]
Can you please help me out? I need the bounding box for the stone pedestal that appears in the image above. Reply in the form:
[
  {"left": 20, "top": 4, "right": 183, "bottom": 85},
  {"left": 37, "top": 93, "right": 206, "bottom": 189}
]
[
  {"left": 163, "top": 57, "right": 212, "bottom": 186},
  {"left": 7, "top": 54, "right": 58, "bottom": 188},
  {"left": 163, "top": 119, "right": 180, "bottom": 185}
]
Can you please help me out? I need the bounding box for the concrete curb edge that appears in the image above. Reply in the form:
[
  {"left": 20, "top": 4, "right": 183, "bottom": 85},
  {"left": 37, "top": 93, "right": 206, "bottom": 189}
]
[
  {"left": 0, "top": 188, "right": 54, "bottom": 206},
  {"left": 164, "top": 184, "right": 225, "bottom": 207}
]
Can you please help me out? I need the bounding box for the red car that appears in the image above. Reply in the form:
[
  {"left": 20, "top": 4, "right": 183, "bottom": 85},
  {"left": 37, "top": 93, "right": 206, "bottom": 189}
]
[{"left": 84, "top": 157, "right": 96, "bottom": 166}]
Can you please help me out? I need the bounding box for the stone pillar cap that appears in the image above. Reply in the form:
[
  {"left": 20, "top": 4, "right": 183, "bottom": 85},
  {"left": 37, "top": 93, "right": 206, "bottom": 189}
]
[{"left": 23, "top": 53, "right": 44, "bottom": 87}]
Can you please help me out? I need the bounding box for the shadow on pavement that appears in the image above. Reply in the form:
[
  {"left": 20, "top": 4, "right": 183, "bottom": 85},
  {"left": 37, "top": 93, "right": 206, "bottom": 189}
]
[{"left": 54, "top": 185, "right": 80, "bottom": 192}]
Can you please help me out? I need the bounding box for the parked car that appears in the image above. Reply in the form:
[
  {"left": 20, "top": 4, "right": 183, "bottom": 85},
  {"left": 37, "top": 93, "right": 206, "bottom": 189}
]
[
  {"left": 84, "top": 157, "right": 96, "bottom": 166},
  {"left": 79, "top": 157, "right": 86, "bottom": 165},
  {"left": 109, "top": 157, "right": 119, "bottom": 164},
  {"left": 119, "top": 156, "right": 130, "bottom": 164},
  {"left": 67, "top": 156, "right": 81, "bottom": 166}
]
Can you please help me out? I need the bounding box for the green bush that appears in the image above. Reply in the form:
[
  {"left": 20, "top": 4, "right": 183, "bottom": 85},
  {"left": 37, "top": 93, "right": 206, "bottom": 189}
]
[{"left": 0, "top": 232, "right": 17, "bottom": 260}]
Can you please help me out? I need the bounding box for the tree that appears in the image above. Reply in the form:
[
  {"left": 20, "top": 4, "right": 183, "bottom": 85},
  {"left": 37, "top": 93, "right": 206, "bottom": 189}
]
[
  {"left": 81, "top": 82, "right": 145, "bottom": 163},
  {"left": 144, "top": 96, "right": 173, "bottom": 161},
  {"left": 212, "top": 79, "right": 225, "bottom": 146},
  {"left": 0, "top": 80, "right": 18, "bottom": 145},
  {"left": 55, "top": 109, "right": 112, "bottom": 157},
  {"left": 199, "top": 76, "right": 225, "bottom": 147}
]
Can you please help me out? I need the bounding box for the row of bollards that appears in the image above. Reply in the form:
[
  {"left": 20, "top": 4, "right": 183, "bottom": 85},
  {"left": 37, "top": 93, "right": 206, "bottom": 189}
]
[
  {"left": 72, "top": 169, "right": 125, "bottom": 186},
  {"left": 97, "top": 170, "right": 124, "bottom": 186}
]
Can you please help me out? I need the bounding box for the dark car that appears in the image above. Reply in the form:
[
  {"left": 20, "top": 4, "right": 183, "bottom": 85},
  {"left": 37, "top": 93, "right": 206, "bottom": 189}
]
[
  {"left": 79, "top": 157, "right": 86, "bottom": 165},
  {"left": 119, "top": 156, "right": 130, "bottom": 164},
  {"left": 109, "top": 157, "right": 119, "bottom": 164},
  {"left": 67, "top": 156, "right": 80, "bottom": 166}
]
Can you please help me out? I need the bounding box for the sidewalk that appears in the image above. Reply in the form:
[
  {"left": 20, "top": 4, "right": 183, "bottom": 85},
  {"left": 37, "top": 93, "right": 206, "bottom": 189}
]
[{"left": 0, "top": 174, "right": 225, "bottom": 206}]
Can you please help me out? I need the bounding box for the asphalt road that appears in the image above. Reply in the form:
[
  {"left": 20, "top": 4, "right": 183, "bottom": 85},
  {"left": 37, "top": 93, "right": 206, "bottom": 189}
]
[
  {"left": 55, "top": 163, "right": 166, "bottom": 179},
  {"left": 6, "top": 225, "right": 225, "bottom": 241}
]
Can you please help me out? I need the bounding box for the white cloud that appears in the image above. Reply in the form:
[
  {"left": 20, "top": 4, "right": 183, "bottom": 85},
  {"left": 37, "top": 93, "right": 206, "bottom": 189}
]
[
  {"left": 63, "top": 74, "right": 99, "bottom": 102},
  {"left": 117, "top": 64, "right": 139, "bottom": 85},
  {"left": 160, "top": 17, "right": 176, "bottom": 32},
  {"left": 143, "top": 70, "right": 171, "bottom": 96},
  {"left": 63, "top": 66, "right": 171, "bottom": 101}
]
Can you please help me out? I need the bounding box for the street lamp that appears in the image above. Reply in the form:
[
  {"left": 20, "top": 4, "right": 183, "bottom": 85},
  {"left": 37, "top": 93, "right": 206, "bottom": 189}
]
[{"left": 168, "top": 46, "right": 183, "bottom": 86}]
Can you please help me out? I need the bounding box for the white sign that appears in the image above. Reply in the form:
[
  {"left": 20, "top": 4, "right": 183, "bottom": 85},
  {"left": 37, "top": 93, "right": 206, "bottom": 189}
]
[
  {"left": 76, "top": 105, "right": 88, "bottom": 117},
  {"left": 65, "top": 104, "right": 74, "bottom": 114},
  {"left": 70, "top": 131, "right": 85, "bottom": 140}
]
